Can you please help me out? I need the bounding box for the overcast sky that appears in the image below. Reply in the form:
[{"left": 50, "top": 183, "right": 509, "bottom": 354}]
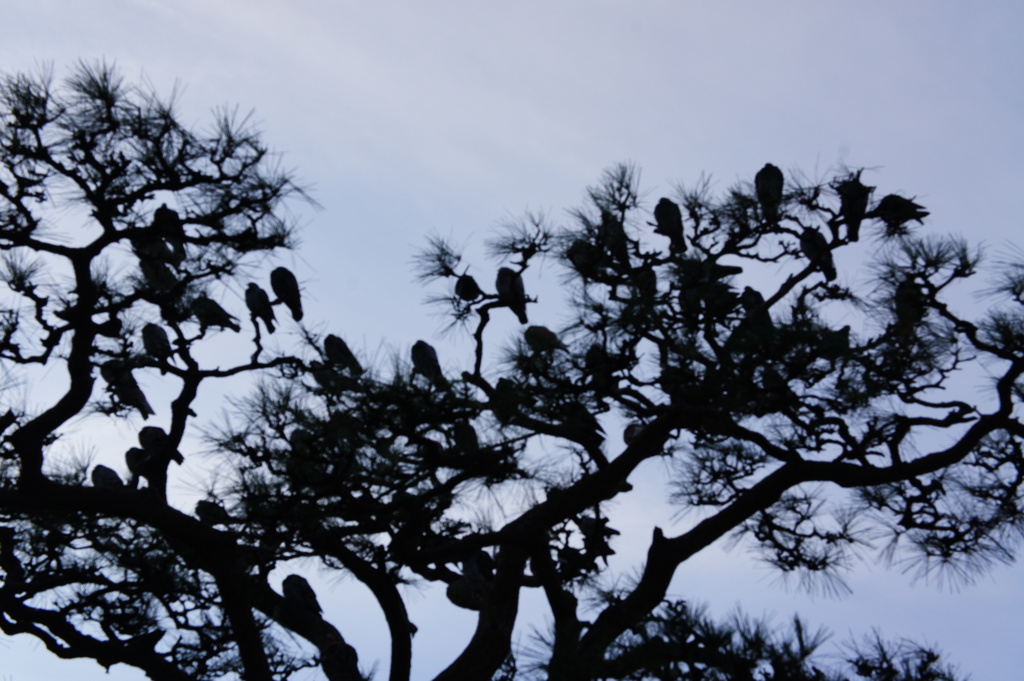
[{"left": 3, "top": 2, "right": 1024, "bottom": 680}]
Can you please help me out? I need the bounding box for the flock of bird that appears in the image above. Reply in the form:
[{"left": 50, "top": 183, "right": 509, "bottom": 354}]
[{"left": 87, "top": 168, "right": 932, "bottom": 617}]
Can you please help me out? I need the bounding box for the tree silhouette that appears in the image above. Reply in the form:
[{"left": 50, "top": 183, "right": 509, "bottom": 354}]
[{"left": 0, "top": 65, "right": 1014, "bottom": 681}]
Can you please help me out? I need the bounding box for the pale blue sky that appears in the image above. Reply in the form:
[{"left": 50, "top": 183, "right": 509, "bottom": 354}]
[{"left": 2, "top": 2, "right": 1023, "bottom": 680}]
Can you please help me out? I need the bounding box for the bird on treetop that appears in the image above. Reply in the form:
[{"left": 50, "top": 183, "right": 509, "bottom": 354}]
[
  {"left": 324, "top": 334, "right": 363, "bottom": 375},
  {"left": 755, "top": 163, "right": 784, "bottom": 223},
  {"left": 833, "top": 170, "right": 874, "bottom": 241},
  {"left": 872, "top": 194, "right": 929, "bottom": 237},
  {"left": 411, "top": 340, "right": 447, "bottom": 388},
  {"left": 652, "top": 197, "right": 686, "bottom": 252}
]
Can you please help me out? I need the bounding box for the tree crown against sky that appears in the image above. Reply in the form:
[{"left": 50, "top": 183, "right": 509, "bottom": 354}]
[{"left": 0, "top": 63, "right": 1019, "bottom": 681}]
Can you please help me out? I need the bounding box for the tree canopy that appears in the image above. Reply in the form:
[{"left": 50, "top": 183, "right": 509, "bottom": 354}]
[{"left": 1, "top": 64, "right": 1019, "bottom": 681}]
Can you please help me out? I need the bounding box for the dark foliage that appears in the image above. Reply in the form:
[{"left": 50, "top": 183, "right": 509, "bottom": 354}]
[{"left": 0, "top": 66, "right": 1013, "bottom": 681}]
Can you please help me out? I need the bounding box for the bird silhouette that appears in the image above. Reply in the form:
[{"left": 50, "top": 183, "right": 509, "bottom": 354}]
[
  {"left": 452, "top": 421, "right": 480, "bottom": 454},
  {"left": 653, "top": 197, "right": 686, "bottom": 252},
  {"left": 245, "top": 283, "right": 276, "bottom": 334},
  {"left": 567, "top": 238, "right": 606, "bottom": 281},
  {"left": 525, "top": 325, "right": 566, "bottom": 354},
  {"left": 872, "top": 194, "right": 929, "bottom": 237},
  {"left": 125, "top": 446, "right": 158, "bottom": 489},
  {"left": 152, "top": 203, "right": 183, "bottom": 235},
  {"left": 149, "top": 204, "right": 186, "bottom": 263},
  {"left": 191, "top": 296, "right": 241, "bottom": 332},
  {"left": 270, "top": 267, "right": 303, "bottom": 321},
  {"left": 894, "top": 276, "right": 927, "bottom": 336},
  {"left": 490, "top": 378, "right": 522, "bottom": 424},
  {"left": 141, "top": 323, "right": 174, "bottom": 371},
  {"left": 282, "top": 574, "right": 322, "bottom": 614},
  {"left": 755, "top": 163, "right": 784, "bottom": 223},
  {"left": 598, "top": 210, "right": 631, "bottom": 269},
  {"left": 100, "top": 361, "right": 154, "bottom": 418},
  {"left": 411, "top": 340, "right": 447, "bottom": 388},
  {"left": 739, "top": 286, "right": 774, "bottom": 330},
  {"left": 834, "top": 171, "right": 874, "bottom": 241},
  {"left": 495, "top": 267, "right": 528, "bottom": 324},
  {"left": 324, "top": 334, "right": 363, "bottom": 375},
  {"left": 799, "top": 228, "right": 836, "bottom": 281},
  {"left": 561, "top": 402, "right": 607, "bottom": 461},
  {"left": 91, "top": 464, "right": 124, "bottom": 489},
  {"left": 195, "top": 500, "right": 233, "bottom": 526},
  {"left": 455, "top": 273, "right": 482, "bottom": 301},
  {"left": 139, "top": 426, "right": 184, "bottom": 464},
  {"left": 623, "top": 422, "right": 644, "bottom": 445},
  {"left": 139, "top": 259, "right": 179, "bottom": 295}
]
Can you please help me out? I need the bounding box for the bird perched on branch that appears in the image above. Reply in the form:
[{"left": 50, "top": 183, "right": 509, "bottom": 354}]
[
  {"left": 245, "top": 283, "right": 276, "bottom": 334},
  {"left": 871, "top": 194, "right": 929, "bottom": 237},
  {"left": 755, "top": 163, "right": 784, "bottom": 223},
  {"left": 566, "top": 238, "right": 604, "bottom": 281},
  {"left": 100, "top": 360, "right": 154, "bottom": 419},
  {"left": 141, "top": 323, "right": 173, "bottom": 371},
  {"left": 739, "top": 286, "right": 774, "bottom": 331},
  {"left": 91, "top": 464, "right": 124, "bottom": 489},
  {"left": 452, "top": 421, "right": 480, "bottom": 454},
  {"left": 324, "top": 334, "right": 363, "bottom": 375},
  {"left": 195, "top": 500, "right": 233, "bottom": 526},
  {"left": 270, "top": 267, "right": 303, "bottom": 321},
  {"left": 139, "top": 426, "right": 184, "bottom": 464},
  {"left": 652, "top": 197, "right": 686, "bottom": 252},
  {"left": 191, "top": 295, "right": 241, "bottom": 332},
  {"left": 833, "top": 171, "right": 874, "bottom": 241},
  {"left": 283, "top": 574, "right": 322, "bottom": 614},
  {"left": 525, "top": 325, "right": 566, "bottom": 354},
  {"left": 894, "top": 276, "right": 928, "bottom": 337},
  {"left": 412, "top": 340, "right": 447, "bottom": 388},
  {"left": 799, "top": 228, "right": 836, "bottom": 281},
  {"left": 455, "top": 273, "right": 482, "bottom": 302},
  {"left": 496, "top": 267, "right": 528, "bottom": 324}
]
